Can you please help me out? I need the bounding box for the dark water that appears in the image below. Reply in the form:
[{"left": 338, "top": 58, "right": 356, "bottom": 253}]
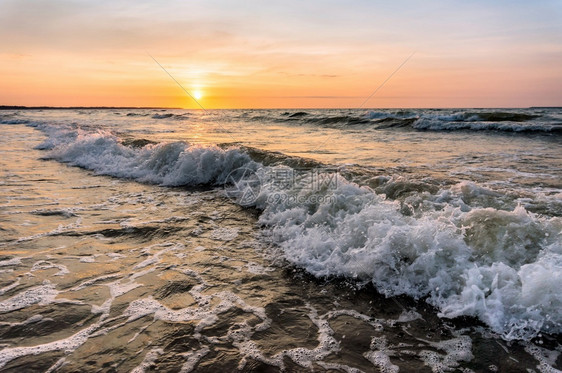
[{"left": 0, "top": 108, "right": 561, "bottom": 372}]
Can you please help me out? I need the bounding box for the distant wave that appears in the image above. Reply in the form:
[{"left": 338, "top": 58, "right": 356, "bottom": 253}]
[
  {"left": 0, "top": 118, "right": 30, "bottom": 125},
  {"left": 369, "top": 117, "right": 418, "bottom": 129},
  {"left": 286, "top": 111, "right": 308, "bottom": 118},
  {"left": 151, "top": 113, "right": 189, "bottom": 120},
  {"left": 411, "top": 119, "right": 562, "bottom": 133},
  {"left": 460, "top": 111, "right": 539, "bottom": 122},
  {"left": 152, "top": 113, "right": 175, "bottom": 119},
  {"left": 257, "top": 110, "right": 562, "bottom": 134},
  {"left": 249, "top": 112, "right": 372, "bottom": 126},
  {"left": 305, "top": 115, "right": 371, "bottom": 126},
  {"left": 31, "top": 122, "right": 562, "bottom": 340},
  {"left": 369, "top": 110, "right": 560, "bottom": 133}
]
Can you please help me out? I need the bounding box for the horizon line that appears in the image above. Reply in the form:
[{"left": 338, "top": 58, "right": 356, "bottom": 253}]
[{"left": 1, "top": 105, "right": 561, "bottom": 111}]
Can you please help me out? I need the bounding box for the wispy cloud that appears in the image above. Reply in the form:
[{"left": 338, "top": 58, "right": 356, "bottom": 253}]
[{"left": 1, "top": 0, "right": 560, "bottom": 107}]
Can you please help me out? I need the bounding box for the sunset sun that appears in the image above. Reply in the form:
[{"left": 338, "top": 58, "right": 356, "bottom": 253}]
[{"left": 192, "top": 90, "right": 203, "bottom": 100}]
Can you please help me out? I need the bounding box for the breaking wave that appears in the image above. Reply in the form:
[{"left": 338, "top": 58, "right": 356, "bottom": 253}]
[
  {"left": 31, "top": 123, "right": 562, "bottom": 341},
  {"left": 37, "top": 126, "right": 254, "bottom": 186}
]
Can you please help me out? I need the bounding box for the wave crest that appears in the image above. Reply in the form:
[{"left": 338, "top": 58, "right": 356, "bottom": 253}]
[
  {"left": 39, "top": 127, "right": 256, "bottom": 186},
  {"left": 34, "top": 123, "right": 562, "bottom": 340}
]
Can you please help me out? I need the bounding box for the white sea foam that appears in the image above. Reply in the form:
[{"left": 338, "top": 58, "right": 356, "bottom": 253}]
[
  {"left": 0, "top": 282, "right": 59, "bottom": 313},
  {"left": 231, "top": 303, "right": 342, "bottom": 370},
  {"left": 316, "top": 361, "right": 364, "bottom": 373},
  {"left": 0, "top": 323, "right": 100, "bottom": 369},
  {"left": 179, "top": 346, "right": 210, "bottom": 373},
  {"left": 38, "top": 126, "right": 257, "bottom": 187},
  {"left": 79, "top": 256, "right": 96, "bottom": 263},
  {"left": 0, "top": 279, "right": 21, "bottom": 296},
  {"left": 419, "top": 336, "right": 474, "bottom": 372},
  {"left": 524, "top": 344, "right": 562, "bottom": 373},
  {"left": 210, "top": 227, "right": 239, "bottom": 241},
  {"left": 131, "top": 348, "right": 164, "bottom": 373},
  {"left": 363, "top": 336, "right": 399, "bottom": 373},
  {"left": 34, "top": 123, "right": 562, "bottom": 340},
  {"left": 0, "top": 257, "right": 22, "bottom": 267},
  {"left": 45, "top": 357, "right": 67, "bottom": 373},
  {"left": 260, "top": 174, "right": 562, "bottom": 339},
  {"left": 30, "top": 260, "right": 69, "bottom": 276}
]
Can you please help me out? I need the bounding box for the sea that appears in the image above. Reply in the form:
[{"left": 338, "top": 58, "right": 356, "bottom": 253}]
[{"left": 0, "top": 107, "right": 561, "bottom": 372}]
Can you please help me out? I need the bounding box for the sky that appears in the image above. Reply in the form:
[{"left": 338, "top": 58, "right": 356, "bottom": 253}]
[{"left": 0, "top": 0, "right": 561, "bottom": 108}]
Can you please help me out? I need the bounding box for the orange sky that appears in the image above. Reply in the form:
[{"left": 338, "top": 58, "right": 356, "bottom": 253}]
[{"left": 1, "top": 1, "right": 561, "bottom": 108}]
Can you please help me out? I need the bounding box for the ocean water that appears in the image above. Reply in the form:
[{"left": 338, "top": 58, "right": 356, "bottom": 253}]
[{"left": 0, "top": 108, "right": 561, "bottom": 372}]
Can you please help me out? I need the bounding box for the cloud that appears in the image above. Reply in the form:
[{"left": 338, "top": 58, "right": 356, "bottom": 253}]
[{"left": 1, "top": 0, "right": 560, "bottom": 107}]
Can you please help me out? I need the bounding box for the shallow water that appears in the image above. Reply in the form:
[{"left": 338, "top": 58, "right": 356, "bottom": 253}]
[{"left": 0, "top": 109, "right": 561, "bottom": 372}]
